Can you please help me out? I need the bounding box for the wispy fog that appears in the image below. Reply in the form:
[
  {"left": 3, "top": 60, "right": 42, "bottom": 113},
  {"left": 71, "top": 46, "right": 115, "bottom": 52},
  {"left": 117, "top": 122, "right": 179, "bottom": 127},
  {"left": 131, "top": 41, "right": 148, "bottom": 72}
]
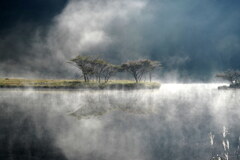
[
  {"left": 0, "top": 0, "right": 240, "bottom": 80},
  {"left": 1, "top": 84, "right": 240, "bottom": 160}
]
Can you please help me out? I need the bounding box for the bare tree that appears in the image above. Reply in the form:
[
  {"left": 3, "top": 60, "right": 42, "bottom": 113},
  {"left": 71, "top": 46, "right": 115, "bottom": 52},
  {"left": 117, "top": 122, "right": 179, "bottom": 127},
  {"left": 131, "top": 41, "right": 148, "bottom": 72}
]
[
  {"left": 68, "top": 56, "right": 97, "bottom": 82},
  {"left": 69, "top": 56, "right": 161, "bottom": 83},
  {"left": 147, "top": 60, "right": 161, "bottom": 82},
  {"left": 121, "top": 59, "right": 161, "bottom": 83},
  {"left": 102, "top": 64, "right": 120, "bottom": 83},
  {"left": 216, "top": 70, "right": 240, "bottom": 84},
  {"left": 69, "top": 55, "right": 120, "bottom": 83},
  {"left": 91, "top": 59, "right": 108, "bottom": 83}
]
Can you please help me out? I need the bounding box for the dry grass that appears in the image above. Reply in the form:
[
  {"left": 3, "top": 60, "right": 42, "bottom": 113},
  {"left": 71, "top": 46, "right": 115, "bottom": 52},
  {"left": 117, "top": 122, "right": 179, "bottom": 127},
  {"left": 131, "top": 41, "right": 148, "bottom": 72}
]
[{"left": 0, "top": 78, "right": 160, "bottom": 89}]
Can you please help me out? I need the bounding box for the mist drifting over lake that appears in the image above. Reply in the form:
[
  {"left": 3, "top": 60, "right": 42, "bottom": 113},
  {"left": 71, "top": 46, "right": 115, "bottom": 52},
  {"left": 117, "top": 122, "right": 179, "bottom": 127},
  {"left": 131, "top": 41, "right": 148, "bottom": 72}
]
[
  {"left": 1, "top": 0, "right": 240, "bottom": 159},
  {"left": 1, "top": 84, "right": 240, "bottom": 160}
]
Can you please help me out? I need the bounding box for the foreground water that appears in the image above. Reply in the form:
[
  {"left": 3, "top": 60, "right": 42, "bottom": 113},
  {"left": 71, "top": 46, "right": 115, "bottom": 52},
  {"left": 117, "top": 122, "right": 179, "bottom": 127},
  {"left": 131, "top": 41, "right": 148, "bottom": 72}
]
[{"left": 0, "top": 84, "right": 240, "bottom": 160}]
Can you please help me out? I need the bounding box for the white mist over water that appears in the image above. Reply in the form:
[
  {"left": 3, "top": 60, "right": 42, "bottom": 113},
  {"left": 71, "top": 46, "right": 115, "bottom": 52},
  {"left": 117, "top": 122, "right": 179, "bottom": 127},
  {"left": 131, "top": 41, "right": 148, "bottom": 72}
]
[{"left": 1, "top": 83, "right": 240, "bottom": 160}]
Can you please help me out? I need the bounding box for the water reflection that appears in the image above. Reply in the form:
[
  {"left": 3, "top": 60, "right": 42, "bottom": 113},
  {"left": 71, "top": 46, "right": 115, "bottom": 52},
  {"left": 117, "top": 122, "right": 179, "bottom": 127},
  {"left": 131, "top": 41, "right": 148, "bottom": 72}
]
[{"left": 0, "top": 84, "right": 240, "bottom": 160}]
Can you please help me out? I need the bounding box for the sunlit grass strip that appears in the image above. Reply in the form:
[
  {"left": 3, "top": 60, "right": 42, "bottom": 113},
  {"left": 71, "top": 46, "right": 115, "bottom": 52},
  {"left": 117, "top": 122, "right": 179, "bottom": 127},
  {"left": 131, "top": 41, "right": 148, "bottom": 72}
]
[{"left": 0, "top": 78, "right": 160, "bottom": 89}]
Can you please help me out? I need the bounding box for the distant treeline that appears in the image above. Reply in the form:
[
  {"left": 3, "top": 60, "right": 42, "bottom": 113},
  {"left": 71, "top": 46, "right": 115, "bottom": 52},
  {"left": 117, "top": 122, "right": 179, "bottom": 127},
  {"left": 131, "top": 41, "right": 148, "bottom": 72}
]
[{"left": 68, "top": 55, "right": 161, "bottom": 83}]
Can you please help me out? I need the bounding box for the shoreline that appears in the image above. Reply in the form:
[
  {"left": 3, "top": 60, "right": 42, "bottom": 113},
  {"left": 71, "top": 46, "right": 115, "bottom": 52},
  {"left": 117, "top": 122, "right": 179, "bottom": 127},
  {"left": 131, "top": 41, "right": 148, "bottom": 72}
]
[
  {"left": 0, "top": 78, "right": 160, "bottom": 90},
  {"left": 218, "top": 84, "right": 240, "bottom": 90}
]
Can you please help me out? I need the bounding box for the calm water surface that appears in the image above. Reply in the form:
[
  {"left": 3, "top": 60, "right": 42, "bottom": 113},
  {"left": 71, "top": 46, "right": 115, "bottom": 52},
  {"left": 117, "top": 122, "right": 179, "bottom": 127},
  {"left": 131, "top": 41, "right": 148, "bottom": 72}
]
[{"left": 0, "top": 84, "right": 240, "bottom": 160}]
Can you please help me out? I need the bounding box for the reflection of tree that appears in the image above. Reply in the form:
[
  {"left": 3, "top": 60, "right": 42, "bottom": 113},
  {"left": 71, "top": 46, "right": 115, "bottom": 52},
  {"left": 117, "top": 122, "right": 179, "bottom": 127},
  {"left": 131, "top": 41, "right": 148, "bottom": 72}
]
[{"left": 69, "top": 91, "right": 156, "bottom": 119}]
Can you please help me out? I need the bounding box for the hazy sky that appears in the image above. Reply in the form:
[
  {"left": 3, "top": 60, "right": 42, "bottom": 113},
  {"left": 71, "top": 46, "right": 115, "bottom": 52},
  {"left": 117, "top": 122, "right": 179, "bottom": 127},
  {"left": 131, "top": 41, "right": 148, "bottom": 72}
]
[{"left": 0, "top": 0, "right": 240, "bottom": 80}]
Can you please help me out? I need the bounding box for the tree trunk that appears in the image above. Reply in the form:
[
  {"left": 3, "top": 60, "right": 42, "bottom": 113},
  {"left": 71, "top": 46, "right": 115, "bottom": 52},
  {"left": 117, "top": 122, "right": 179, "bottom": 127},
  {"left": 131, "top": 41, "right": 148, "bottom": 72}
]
[
  {"left": 98, "top": 75, "right": 101, "bottom": 83},
  {"left": 133, "top": 73, "right": 138, "bottom": 83},
  {"left": 86, "top": 75, "right": 89, "bottom": 82},
  {"left": 134, "top": 76, "right": 138, "bottom": 83},
  {"left": 149, "top": 72, "right": 152, "bottom": 82},
  {"left": 83, "top": 74, "right": 87, "bottom": 82},
  {"left": 104, "top": 75, "right": 109, "bottom": 83}
]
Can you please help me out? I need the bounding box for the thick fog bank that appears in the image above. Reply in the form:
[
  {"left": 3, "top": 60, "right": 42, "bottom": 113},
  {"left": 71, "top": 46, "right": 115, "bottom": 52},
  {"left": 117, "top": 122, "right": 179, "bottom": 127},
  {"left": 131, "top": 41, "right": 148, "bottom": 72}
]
[
  {"left": 1, "top": 0, "right": 240, "bottom": 79},
  {"left": 0, "top": 84, "right": 240, "bottom": 160}
]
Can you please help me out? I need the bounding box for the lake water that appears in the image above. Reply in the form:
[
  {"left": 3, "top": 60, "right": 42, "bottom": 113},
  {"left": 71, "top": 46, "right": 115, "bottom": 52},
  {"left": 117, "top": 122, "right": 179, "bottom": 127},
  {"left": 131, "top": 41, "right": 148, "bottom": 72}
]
[{"left": 0, "top": 84, "right": 240, "bottom": 160}]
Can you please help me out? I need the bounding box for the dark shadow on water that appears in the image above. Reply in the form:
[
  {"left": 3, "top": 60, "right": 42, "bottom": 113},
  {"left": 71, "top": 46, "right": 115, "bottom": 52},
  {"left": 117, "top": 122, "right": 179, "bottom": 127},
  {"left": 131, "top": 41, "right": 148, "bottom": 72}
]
[{"left": 0, "top": 102, "right": 67, "bottom": 160}]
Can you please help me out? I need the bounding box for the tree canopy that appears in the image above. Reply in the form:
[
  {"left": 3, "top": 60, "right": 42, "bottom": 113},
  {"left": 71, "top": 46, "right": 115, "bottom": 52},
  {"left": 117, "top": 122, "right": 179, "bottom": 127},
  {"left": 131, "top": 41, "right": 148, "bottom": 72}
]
[
  {"left": 121, "top": 59, "right": 161, "bottom": 83},
  {"left": 69, "top": 55, "right": 120, "bottom": 83},
  {"left": 69, "top": 56, "right": 161, "bottom": 83},
  {"left": 216, "top": 70, "right": 240, "bottom": 84},
  {"left": 69, "top": 55, "right": 97, "bottom": 82}
]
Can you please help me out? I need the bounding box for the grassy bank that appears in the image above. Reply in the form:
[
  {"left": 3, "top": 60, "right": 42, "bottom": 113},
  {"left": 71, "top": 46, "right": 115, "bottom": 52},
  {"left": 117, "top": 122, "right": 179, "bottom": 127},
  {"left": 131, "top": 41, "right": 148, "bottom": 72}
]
[{"left": 0, "top": 78, "right": 160, "bottom": 90}]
